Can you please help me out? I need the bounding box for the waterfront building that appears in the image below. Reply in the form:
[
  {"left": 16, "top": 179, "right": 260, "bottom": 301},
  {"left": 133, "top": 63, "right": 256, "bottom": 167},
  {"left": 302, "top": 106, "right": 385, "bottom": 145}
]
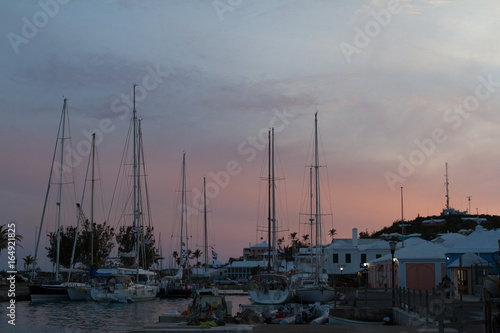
[
  {"left": 243, "top": 241, "right": 270, "bottom": 260},
  {"left": 368, "top": 238, "right": 447, "bottom": 292},
  {"left": 445, "top": 226, "right": 500, "bottom": 275}
]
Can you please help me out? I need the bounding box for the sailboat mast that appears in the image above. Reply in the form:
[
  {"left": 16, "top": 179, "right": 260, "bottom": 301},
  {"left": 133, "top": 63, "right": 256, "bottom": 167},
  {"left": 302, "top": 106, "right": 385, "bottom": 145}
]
[
  {"left": 309, "top": 167, "right": 314, "bottom": 276},
  {"left": 90, "top": 133, "right": 95, "bottom": 267},
  {"left": 55, "top": 99, "right": 68, "bottom": 280},
  {"left": 271, "top": 128, "right": 277, "bottom": 272},
  {"left": 180, "top": 152, "right": 186, "bottom": 269},
  {"left": 267, "top": 129, "right": 271, "bottom": 272},
  {"left": 314, "top": 112, "right": 321, "bottom": 277},
  {"left": 204, "top": 177, "right": 208, "bottom": 273},
  {"left": 137, "top": 119, "right": 144, "bottom": 274},
  {"left": 445, "top": 162, "right": 449, "bottom": 210},
  {"left": 32, "top": 100, "right": 66, "bottom": 278},
  {"left": 132, "top": 85, "right": 139, "bottom": 271}
]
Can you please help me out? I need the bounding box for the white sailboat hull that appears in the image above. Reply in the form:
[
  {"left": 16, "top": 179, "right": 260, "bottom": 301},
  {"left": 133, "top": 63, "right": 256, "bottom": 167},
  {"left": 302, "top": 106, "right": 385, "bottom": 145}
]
[
  {"left": 29, "top": 284, "right": 69, "bottom": 303},
  {"left": 248, "top": 289, "right": 292, "bottom": 305},
  {"left": 90, "top": 285, "right": 158, "bottom": 302},
  {"left": 294, "top": 282, "right": 336, "bottom": 303},
  {"left": 67, "top": 283, "right": 92, "bottom": 301}
]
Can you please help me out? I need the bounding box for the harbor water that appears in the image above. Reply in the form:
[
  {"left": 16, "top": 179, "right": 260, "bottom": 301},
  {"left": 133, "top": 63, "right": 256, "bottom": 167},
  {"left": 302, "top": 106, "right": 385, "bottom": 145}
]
[{"left": 0, "top": 295, "right": 251, "bottom": 333}]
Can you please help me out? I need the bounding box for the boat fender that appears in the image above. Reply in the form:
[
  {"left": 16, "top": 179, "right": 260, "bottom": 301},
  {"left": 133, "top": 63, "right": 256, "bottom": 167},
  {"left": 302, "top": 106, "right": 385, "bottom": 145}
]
[{"left": 250, "top": 283, "right": 258, "bottom": 290}]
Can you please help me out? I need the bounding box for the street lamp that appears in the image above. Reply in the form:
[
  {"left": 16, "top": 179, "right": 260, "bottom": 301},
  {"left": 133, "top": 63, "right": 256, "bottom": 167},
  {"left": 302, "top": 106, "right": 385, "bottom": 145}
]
[
  {"left": 340, "top": 266, "right": 344, "bottom": 276},
  {"left": 389, "top": 240, "right": 397, "bottom": 307}
]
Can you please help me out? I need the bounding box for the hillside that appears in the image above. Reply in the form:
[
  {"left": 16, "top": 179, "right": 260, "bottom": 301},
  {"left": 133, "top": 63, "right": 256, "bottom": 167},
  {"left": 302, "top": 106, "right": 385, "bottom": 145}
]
[{"left": 361, "top": 214, "right": 500, "bottom": 241}]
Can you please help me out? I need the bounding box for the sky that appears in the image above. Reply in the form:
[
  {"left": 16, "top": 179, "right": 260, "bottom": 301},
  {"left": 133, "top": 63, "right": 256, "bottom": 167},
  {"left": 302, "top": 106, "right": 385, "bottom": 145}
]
[{"left": 2, "top": 0, "right": 500, "bottom": 271}]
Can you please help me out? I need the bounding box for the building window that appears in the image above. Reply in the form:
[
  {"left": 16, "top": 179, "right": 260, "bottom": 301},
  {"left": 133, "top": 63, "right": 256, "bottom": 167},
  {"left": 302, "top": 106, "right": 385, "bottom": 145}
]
[
  {"left": 376, "top": 254, "right": 381, "bottom": 259},
  {"left": 333, "top": 253, "right": 339, "bottom": 263},
  {"left": 345, "top": 253, "right": 351, "bottom": 263},
  {"left": 360, "top": 253, "right": 366, "bottom": 264}
]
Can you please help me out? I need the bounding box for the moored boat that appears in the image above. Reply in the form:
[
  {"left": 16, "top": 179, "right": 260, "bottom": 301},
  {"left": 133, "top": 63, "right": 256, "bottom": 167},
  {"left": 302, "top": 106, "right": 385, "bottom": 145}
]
[
  {"left": 90, "top": 274, "right": 158, "bottom": 303},
  {"left": 248, "top": 273, "right": 292, "bottom": 305},
  {"left": 329, "top": 315, "right": 387, "bottom": 325},
  {"left": 248, "top": 129, "right": 293, "bottom": 305},
  {"left": 292, "top": 113, "right": 336, "bottom": 304},
  {"left": 29, "top": 282, "right": 69, "bottom": 303}
]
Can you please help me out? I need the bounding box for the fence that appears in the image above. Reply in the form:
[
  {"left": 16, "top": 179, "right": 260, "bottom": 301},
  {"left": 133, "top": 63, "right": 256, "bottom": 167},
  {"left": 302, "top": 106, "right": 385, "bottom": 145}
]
[{"left": 395, "top": 286, "right": 494, "bottom": 333}]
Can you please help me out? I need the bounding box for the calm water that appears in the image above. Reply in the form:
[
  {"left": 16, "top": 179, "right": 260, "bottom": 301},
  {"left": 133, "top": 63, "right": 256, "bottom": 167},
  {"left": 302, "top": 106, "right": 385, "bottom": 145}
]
[{"left": 0, "top": 295, "right": 251, "bottom": 333}]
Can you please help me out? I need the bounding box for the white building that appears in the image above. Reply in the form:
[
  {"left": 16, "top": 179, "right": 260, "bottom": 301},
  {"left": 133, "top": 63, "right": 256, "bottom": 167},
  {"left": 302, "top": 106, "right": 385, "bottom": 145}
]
[{"left": 294, "top": 228, "right": 394, "bottom": 277}]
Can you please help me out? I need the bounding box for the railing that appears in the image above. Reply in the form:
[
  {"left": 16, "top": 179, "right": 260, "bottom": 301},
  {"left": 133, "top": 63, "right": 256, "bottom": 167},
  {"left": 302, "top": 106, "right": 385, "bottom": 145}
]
[{"left": 395, "top": 286, "right": 494, "bottom": 333}]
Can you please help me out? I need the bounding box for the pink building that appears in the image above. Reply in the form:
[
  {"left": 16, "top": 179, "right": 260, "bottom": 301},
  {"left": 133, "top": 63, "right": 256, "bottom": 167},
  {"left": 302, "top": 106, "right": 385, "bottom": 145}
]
[{"left": 368, "top": 238, "right": 447, "bottom": 292}]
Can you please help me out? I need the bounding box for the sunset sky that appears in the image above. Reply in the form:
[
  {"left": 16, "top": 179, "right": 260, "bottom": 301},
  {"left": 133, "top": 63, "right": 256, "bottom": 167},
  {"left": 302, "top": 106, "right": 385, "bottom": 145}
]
[{"left": 2, "top": 0, "right": 500, "bottom": 271}]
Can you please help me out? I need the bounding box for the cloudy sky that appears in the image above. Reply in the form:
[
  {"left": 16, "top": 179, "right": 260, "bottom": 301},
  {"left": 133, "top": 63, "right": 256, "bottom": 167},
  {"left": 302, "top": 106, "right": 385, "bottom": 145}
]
[{"left": 2, "top": 0, "right": 500, "bottom": 270}]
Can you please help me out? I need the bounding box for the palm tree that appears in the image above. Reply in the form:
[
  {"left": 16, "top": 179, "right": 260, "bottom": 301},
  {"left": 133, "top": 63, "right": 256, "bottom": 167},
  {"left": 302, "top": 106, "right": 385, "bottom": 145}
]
[
  {"left": 290, "top": 232, "right": 298, "bottom": 247},
  {"left": 329, "top": 228, "right": 337, "bottom": 243},
  {"left": 191, "top": 249, "right": 202, "bottom": 268},
  {"left": 23, "top": 255, "right": 35, "bottom": 272},
  {"left": 0, "top": 223, "right": 23, "bottom": 256},
  {"left": 302, "top": 234, "right": 310, "bottom": 245},
  {"left": 172, "top": 251, "right": 179, "bottom": 267}
]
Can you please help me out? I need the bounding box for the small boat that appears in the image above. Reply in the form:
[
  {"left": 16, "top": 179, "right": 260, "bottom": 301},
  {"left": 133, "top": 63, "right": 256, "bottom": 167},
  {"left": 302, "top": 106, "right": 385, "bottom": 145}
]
[
  {"left": 248, "top": 273, "right": 292, "bottom": 305},
  {"left": 293, "top": 113, "right": 336, "bottom": 304},
  {"left": 29, "top": 282, "right": 69, "bottom": 303},
  {"left": 310, "top": 305, "right": 329, "bottom": 325},
  {"left": 248, "top": 129, "right": 292, "bottom": 305},
  {"left": 329, "top": 315, "right": 388, "bottom": 325},
  {"left": 90, "top": 274, "right": 158, "bottom": 302},
  {"left": 29, "top": 99, "right": 76, "bottom": 303},
  {"left": 66, "top": 282, "right": 92, "bottom": 301},
  {"left": 293, "top": 277, "right": 335, "bottom": 303},
  {"left": 159, "top": 152, "right": 194, "bottom": 298}
]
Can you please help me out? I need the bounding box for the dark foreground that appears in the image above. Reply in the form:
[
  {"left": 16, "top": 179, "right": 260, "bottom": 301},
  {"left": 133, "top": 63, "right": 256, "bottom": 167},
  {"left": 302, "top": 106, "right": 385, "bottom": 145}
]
[{"left": 254, "top": 324, "right": 423, "bottom": 333}]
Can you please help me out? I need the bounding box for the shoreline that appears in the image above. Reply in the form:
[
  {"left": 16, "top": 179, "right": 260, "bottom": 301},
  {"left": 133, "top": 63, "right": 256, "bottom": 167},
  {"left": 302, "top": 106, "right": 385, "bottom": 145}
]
[{"left": 0, "top": 284, "right": 30, "bottom": 302}]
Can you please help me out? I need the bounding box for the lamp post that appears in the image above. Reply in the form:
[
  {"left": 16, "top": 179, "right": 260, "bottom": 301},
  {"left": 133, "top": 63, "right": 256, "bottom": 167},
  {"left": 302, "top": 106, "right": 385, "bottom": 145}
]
[{"left": 389, "top": 240, "right": 397, "bottom": 307}]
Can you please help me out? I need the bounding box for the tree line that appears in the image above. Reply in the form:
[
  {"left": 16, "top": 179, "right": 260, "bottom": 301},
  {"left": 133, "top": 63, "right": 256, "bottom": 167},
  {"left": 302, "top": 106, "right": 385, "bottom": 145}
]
[
  {"left": 45, "top": 220, "right": 159, "bottom": 270},
  {"left": 0, "top": 220, "right": 160, "bottom": 273}
]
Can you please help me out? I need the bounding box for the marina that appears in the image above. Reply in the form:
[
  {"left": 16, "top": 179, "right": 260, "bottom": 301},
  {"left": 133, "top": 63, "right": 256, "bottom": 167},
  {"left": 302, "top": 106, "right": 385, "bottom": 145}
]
[{"left": 3, "top": 2, "right": 500, "bottom": 332}]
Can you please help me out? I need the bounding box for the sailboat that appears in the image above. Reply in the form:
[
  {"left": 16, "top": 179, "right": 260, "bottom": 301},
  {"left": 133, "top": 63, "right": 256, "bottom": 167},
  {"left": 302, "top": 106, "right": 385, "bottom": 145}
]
[
  {"left": 293, "top": 113, "right": 335, "bottom": 303},
  {"left": 66, "top": 133, "right": 99, "bottom": 301},
  {"left": 248, "top": 128, "right": 293, "bottom": 305},
  {"left": 159, "top": 152, "right": 193, "bottom": 298},
  {"left": 29, "top": 99, "right": 74, "bottom": 302},
  {"left": 89, "top": 85, "right": 158, "bottom": 302}
]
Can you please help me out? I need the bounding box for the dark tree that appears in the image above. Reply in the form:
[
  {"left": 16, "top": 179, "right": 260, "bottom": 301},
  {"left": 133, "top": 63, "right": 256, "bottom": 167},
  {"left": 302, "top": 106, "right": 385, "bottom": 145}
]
[
  {"left": 78, "top": 219, "right": 115, "bottom": 269},
  {"left": 45, "top": 226, "right": 79, "bottom": 268},
  {"left": 116, "top": 225, "right": 158, "bottom": 269}
]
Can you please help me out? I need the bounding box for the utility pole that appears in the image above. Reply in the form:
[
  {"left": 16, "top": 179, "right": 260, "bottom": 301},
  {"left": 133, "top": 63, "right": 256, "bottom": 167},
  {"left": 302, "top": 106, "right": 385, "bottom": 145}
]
[
  {"left": 466, "top": 196, "right": 472, "bottom": 215},
  {"left": 445, "top": 163, "right": 450, "bottom": 210},
  {"left": 401, "top": 187, "right": 405, "bottom": 248}
]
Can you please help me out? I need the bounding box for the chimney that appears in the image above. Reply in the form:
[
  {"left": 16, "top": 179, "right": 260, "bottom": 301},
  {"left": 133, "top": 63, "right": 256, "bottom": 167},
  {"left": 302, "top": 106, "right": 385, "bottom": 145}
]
[{"left": 352, "top": 228, "right": 358, "bottom": 247}]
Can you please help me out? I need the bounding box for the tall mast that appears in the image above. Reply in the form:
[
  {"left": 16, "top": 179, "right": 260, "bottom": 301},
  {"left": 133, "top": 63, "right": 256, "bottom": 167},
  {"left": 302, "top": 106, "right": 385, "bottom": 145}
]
[
  {"left": 184, "top": 154, "right": 189, "bottom": 276},
  {"left": 137, "top": 118, "right": 143, "bottom": 277},
  {"left": 314, "top": 112, "right": 321, "bottom": 278},
  {"left": 267, "top": 129, "right": 272, "bottom": 272},
  {"left": 180, "top": 152, "right": 186, "bottom": 270},
  {"left": 90, "top": 133, "right": 95, "bottom": 267},
  {"left": 271, "top": 127, "right": 277, "bottom": 272},
  {"left": 445, "top": 162, "right": 449, "bottom": 210},
  {"left": 55, "top": 99, "right": 68, "bottom": 280},
  {"left": 204, "top": 177, "right": 208, "bottom": 273},
  {"left": 33, "top": 101, "right": 67, "bottom": 278},
  {"left": 309, "top": 167, "right": 314, "bottom": 276},
  {"left": 401, "top": 186, "right": 405, "bottom": 248},
  {"left": 132, "top": 85, "right": 139, "bottom": 271}
]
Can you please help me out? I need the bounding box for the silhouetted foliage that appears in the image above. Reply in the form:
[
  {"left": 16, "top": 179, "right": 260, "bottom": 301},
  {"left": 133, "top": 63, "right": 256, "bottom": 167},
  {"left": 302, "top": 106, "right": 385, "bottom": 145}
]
[
  {"left": 46, "top": 226, "right": 79, "bottom": 268},
  {"left": 116, "top": 225, "right": 158, "bottom": 269},
  {"left": 78, "top": 219, "right": 115, "bottom": 269}
]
